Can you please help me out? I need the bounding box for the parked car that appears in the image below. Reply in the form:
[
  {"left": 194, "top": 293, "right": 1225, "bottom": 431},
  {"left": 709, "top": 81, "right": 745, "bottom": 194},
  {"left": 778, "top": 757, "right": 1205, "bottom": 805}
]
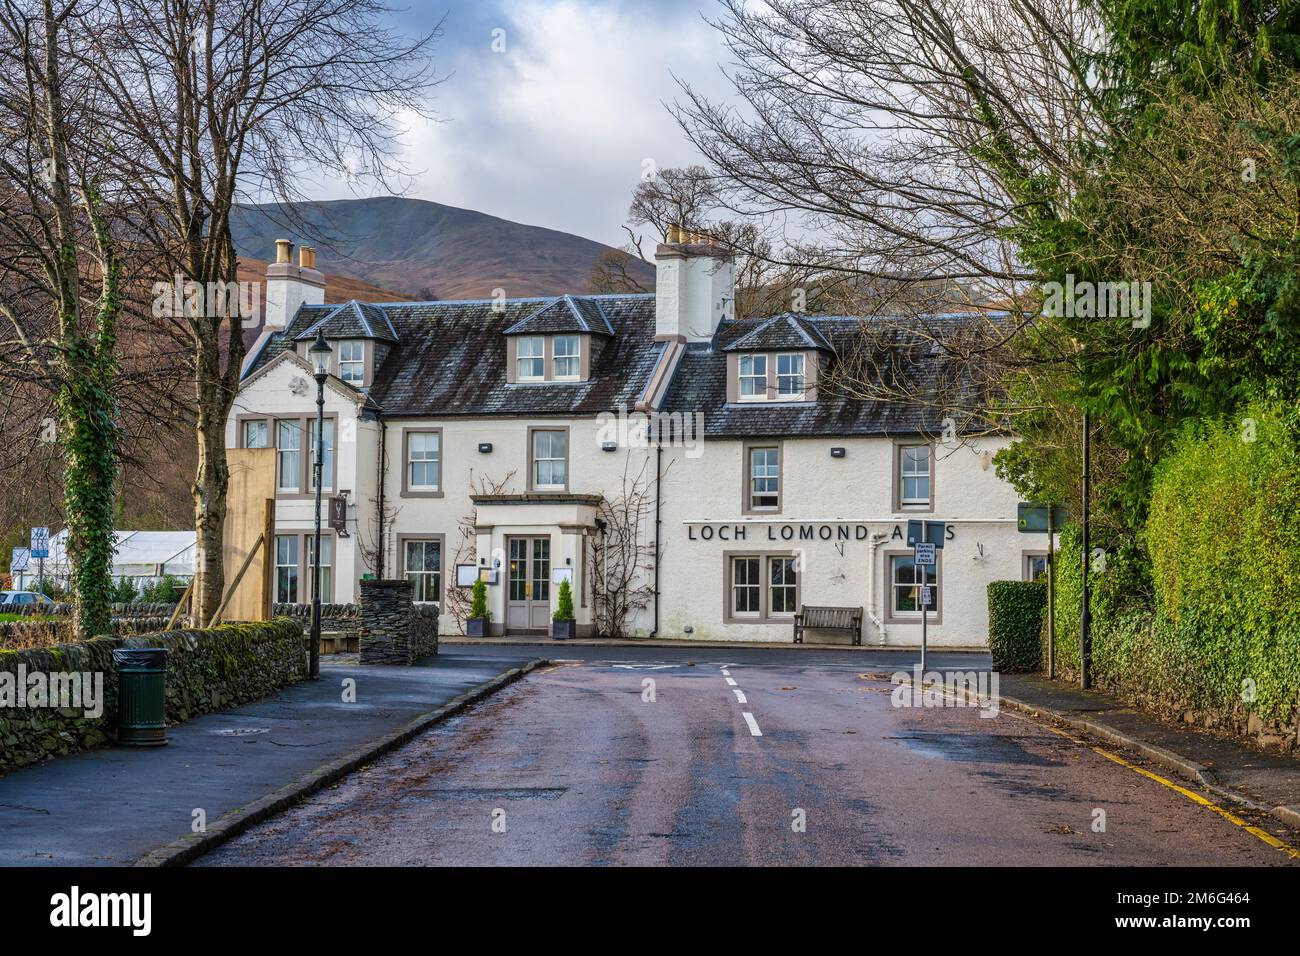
[{"left": 0, "top": 591, "right": 55, "bottom": 607}]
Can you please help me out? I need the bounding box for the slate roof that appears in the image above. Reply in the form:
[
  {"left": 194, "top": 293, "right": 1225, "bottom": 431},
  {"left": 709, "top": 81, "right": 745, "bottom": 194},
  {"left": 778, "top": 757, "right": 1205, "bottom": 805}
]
[
  {"left": 248, "top": 294, "right": 658, "bottom": 418},
  {"left": 293, "top": 300, "right": 399, "bottom": 343},
  {"left": 245, "top": 290, "right": 1000, "bottom": 435},
  {"left": 721, "top": 313, "right": 833, "bottom": 353},
  {"left": 502, "top": 294, "right": 615, "bottom": 336},
  {"left": 660, "top": 313, "right": 1001, "bottom": 439}
]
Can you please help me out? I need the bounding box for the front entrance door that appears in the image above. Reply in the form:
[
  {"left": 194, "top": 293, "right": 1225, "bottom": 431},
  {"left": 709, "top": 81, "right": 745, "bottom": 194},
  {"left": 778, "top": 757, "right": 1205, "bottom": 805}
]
[{"left": 507, "top": 536, "right": 551, "bottom": 632}]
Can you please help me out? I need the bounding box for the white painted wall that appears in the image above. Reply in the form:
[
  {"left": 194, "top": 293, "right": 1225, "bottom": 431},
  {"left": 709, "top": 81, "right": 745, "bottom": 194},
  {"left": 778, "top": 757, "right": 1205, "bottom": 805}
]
[{"left": 228, "top": 364, "right": 1035, "bottom": 647}]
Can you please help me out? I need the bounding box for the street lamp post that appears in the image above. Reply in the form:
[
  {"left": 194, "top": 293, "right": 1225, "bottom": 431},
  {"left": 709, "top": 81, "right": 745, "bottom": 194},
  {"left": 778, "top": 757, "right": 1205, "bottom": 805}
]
[{"left": 308, "top": 330, "right": 332, "bottom": 681}]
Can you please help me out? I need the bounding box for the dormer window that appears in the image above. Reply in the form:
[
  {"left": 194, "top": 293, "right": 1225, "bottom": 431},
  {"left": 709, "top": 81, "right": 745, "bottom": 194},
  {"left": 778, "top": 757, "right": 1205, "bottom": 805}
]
[
  {"left": 507, "top": 333, "right": 592, "bottom": 384},
  {"left": 739, "top": 354, "right": 767, "bottom": 399},
  {"left": 735, "top": 351, "right": 811, "bottom": 402},
  {"left": 517, "top": 336, "right": 545, "bottom": 381},
  {"left": 554, "top": 334, "right": 581, "bottom": 379},
  {"left": 776, "top": 353, "right": 805, "bottom": 398},
  {"left": 338, "top": 341, "right": 365, "bottom": 384}
]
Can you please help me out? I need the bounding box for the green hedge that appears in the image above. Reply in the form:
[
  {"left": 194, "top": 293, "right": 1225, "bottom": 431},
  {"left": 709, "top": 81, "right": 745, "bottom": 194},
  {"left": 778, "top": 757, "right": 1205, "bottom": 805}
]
[
  {"left": 1042, "top": 403, "right": 1300, "bottom": 738},
  {"left": 1144, "top": 404, "right": 1300, "bottom": 728},
  {"left": 987, "top": 580, "right": 1047, "bottom": 672}
]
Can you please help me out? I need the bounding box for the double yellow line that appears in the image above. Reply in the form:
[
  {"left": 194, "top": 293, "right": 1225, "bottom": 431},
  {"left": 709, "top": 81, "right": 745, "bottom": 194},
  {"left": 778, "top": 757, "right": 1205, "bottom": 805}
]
[
  {"left": 886, "top": 672, "right": 1300, "bottom": 861},
  {"left": 1037, "top": 719, "right": 1300, "bottom": 861}
]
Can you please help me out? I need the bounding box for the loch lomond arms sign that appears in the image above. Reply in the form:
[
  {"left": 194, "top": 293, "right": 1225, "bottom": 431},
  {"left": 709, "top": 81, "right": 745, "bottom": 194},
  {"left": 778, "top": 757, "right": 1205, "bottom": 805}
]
[{"left": 687, "top": 522, "right": 956, "bottom": 542}]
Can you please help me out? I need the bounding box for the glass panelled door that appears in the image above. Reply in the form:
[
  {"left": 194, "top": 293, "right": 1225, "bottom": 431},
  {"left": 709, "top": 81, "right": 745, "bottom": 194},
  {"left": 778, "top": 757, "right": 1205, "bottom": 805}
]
[{"left": 507, "top": 537, "right": 551, "bottom": 631}]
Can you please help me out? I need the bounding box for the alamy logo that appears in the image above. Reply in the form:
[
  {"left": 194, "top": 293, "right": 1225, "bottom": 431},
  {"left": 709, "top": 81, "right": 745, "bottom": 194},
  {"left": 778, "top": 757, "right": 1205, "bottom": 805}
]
[
  {"left": 151, "top": 274, "right": 260, "bottom": 327},
  {"left": 596, "top": 404, "right": 705, "bottom": 459},
  {"left": 1041, "top": 275, "right": 1151, "bottom": 328},
  {"left": 890, "top": 665, "right": 1000, "bottom": 717},
  {"left": 50, "top": 886, "right": 151, "bottom": 936},
  {"left": 0, "top": 666, "right": 103, "bottom": 718}
]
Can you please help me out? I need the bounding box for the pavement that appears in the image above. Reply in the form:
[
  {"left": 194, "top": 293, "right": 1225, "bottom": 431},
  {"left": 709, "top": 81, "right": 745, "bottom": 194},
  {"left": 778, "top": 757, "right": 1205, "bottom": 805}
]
[
  {"left": 198, "top": 650, "right": 1300, "bottom": 866},
  {"left": 0, "top": 650, "right": 539, "bottom": 866}
]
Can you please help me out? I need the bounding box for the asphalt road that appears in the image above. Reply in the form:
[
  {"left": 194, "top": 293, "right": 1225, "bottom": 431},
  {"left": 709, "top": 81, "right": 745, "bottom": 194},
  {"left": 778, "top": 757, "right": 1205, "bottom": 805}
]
[{"left": 198, "top": 651, "right": 1297, "bottom": 866}]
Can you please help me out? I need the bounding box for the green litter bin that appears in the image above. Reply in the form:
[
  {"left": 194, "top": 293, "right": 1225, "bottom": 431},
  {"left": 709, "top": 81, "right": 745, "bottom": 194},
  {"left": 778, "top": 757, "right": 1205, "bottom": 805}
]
[{"left": 112, "top": 648, "right": 167, "bottom": 747}]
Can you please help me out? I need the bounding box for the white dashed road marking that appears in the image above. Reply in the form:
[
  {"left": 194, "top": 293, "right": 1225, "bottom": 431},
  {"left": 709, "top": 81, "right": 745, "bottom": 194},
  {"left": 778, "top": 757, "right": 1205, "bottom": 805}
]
[{"left": 722, "top": 665, "right": 762, "bottom": 737}]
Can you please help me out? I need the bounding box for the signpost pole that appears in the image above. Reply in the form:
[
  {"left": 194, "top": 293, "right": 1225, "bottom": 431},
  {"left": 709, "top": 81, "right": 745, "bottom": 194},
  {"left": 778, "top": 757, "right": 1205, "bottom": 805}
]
[
  {"left": 1047, "top": 505, "right": 1055, "bottom": 680},
  {"left": 920, "top": 583, "right": 927, "bottom": 674},
  {"left": 1081, "top": 412, "right": 1092, "bottom": 690}
]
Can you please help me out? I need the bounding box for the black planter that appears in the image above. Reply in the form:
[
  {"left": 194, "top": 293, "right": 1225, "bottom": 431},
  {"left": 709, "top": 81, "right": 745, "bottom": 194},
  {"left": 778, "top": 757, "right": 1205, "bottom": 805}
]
[
  {"left": 466, "top": 617, "right": 488, "bottom": 638},
  {"left": 552, "top": 619, "right": 576, "bottom": 640}
]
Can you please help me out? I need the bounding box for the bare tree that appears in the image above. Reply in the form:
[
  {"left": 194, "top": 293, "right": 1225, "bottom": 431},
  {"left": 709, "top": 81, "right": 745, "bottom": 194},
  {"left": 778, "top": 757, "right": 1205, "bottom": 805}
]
[
  {"left": 444, "top": 471, "right": 516, "bottom": 632},
  {"left": 0, "top": 0, "right": 139, "bottom": 637},
  {"left": 592, "top": 455, "right": 662, "bottom": 638},
  {"left": 80, "top": 0, "right": 441, "bottom": 624},
  {"left": 675, "top": 0, "right": 1105, "bottom": 296}
]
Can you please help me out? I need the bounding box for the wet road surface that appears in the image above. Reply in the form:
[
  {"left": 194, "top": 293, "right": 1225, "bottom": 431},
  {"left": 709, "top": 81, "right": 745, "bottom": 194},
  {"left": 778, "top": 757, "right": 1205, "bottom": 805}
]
[{"left": 197, "top": 655, "right": 1297, "bottom": 866}]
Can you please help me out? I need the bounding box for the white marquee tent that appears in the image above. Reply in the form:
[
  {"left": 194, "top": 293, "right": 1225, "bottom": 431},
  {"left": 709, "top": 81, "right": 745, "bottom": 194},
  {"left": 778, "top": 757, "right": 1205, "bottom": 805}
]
[{"left": 21, "top": 529, "right": 196, "bottom": 589}]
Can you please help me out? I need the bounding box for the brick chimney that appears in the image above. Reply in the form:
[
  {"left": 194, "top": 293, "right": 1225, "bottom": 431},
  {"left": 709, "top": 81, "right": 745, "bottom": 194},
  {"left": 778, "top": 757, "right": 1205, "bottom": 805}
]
[
  {"left": 654, "top": 225, "right": 735, "bottom": 343},
  {"left": 264, "top": 239, "right": 324, "bottom": 330}
]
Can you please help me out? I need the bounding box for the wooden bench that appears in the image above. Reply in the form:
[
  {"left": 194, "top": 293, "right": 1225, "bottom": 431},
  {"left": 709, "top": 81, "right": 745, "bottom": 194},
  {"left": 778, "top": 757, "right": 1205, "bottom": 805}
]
[{"left": 793, "top": 605, "right": 864, "bottom": 645}]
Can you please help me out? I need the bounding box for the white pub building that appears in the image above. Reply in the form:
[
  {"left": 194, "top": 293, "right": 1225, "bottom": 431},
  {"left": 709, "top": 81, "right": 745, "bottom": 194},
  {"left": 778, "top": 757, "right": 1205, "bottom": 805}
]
[{"left": 227, "top": 235, "right": 1035, "bottom": 646}]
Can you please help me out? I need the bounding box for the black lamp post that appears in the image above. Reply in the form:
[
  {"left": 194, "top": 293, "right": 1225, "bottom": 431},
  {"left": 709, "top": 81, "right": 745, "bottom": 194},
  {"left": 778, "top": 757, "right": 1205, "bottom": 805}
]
[{"left": 308, "top": 330, "right": 332, "bottom": 680}]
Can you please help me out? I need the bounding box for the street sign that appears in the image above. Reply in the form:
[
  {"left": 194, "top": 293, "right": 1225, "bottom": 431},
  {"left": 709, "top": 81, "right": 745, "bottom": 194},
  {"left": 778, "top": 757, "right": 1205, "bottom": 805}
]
[
  {"left": 920, "top": 585, "right": 933, "bottom": 608},
  {"left": 913, "top": 542, "right": 936, "bottom": 566},
  {"left": 29, "top": 527, "right": 49, "bottom": 559},
  {"left": 1017, "top": 502, "right": 1069, "bottom": 533},
  {"left": 10, "top": 547, "right": 29, "bottom": 574},
  {"left": 905, "top": 519, "right": 947, "bottom": 548}
]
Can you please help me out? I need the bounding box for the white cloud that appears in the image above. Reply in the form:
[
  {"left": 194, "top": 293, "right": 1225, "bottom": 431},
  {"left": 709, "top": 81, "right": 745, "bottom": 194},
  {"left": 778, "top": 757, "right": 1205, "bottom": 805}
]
[{"left": 320, "top": 0, "right": 735, "bottom": 246}]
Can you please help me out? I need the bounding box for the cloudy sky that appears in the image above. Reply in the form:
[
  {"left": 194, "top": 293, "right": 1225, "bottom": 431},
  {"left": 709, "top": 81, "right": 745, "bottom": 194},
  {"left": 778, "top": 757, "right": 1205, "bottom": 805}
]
[{"left": 317, "top": 0, "right": 734, "bottom": 248}]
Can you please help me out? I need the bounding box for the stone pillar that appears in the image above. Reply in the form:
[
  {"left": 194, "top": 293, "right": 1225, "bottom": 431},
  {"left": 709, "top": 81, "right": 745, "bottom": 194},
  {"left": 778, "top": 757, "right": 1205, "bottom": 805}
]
[{"left": 358, "top": 579, "right": 439, "bottom": 664}]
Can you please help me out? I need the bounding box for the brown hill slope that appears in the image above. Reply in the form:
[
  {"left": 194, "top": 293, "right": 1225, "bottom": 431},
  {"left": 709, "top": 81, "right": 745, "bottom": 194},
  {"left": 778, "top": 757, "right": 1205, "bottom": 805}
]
[{"left": 231, "top": 197, "right": 655, "bottom": 301}]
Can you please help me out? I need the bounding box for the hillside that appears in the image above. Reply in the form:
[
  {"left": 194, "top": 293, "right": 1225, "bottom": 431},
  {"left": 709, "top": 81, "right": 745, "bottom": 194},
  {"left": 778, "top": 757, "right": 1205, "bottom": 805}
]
[{"left": 230, "top": 197, "right": 654, "bottom": 301}]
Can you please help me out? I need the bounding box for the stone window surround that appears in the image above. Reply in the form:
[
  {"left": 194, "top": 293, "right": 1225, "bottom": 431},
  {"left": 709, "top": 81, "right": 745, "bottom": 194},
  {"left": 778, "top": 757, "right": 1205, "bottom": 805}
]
[
  {"left": 891, "top": 438, "right": 935, "bottom": 513},
  {"left": 239, "top": 412, "right": 338, "bottom": 499},
  {"left": 400, "top": 427, "right": 445, "bottom": 498},
  {"left": 527, "top": 425, "right": 571, "bottom": 492},
  {"left": 274, "top": 529, "right": 337, "bottom": 604},
  {"left": 725, "top": 351, "right": 820, "bottom": 403},
  {"left": 506, "top": 334, "right": 592, "bottom": 384},
  {"left": 741, "top": 439, "right": 783, "bottom": 515},
  {"left": 722, "top": 550, "right": 802, "bottom": 625},
  {"left": 396, "top": 532, "right": 446, "bottom": 606},
  {"left": 884, "top": 548, "right": 943, "bottom": 625}
]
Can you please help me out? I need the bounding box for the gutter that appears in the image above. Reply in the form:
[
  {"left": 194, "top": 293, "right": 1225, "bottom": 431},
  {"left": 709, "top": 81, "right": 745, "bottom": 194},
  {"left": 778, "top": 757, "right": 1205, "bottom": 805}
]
[
  {"left": 650, "top": 437, "right": 662, "bottom": 638},
  {"left": 375, "top": 409, "right": 387, "bottom": 579}
]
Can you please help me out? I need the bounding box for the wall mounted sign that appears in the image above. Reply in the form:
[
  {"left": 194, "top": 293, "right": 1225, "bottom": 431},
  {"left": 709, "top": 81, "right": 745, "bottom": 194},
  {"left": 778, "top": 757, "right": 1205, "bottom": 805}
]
[
  {"left": 687, "top": 522, "right": 955, "bottom": 543},
  {"left": 329, "top": 496, "right": 348, "bottom": 533}
]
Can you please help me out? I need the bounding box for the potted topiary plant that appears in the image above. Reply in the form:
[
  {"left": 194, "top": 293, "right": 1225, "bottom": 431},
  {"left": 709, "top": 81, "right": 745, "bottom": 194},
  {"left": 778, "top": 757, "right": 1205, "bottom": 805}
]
[
  {"left": 552, "top": 578, "right": 576, "bottom": 640},
  {"left": 466, "top": 578, "right": 490, "bottom": 637}
]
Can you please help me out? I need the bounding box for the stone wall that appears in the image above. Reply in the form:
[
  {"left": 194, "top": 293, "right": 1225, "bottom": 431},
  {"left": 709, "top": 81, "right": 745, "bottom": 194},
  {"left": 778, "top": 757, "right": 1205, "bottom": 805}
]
[
  {"left": 0, "top": 617, "right": 306, "bottom": 774},
  {"left": 0, "top": 615, "right": 174, "bottom": 651},
  {"left": 6, "top": 602, "right": 177, "bottom": 619},
  {"left": 358, "top": 580, "right": 439, "bottom": 665},
  {"left": 272, "top": 602, "right": 362, "bottom": 652}
]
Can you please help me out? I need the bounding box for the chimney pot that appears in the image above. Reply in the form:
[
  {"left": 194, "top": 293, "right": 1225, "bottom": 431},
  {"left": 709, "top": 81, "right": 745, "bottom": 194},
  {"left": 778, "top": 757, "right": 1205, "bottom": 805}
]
[
  {"left": 300, "top": 245, "right": 316, "bottom": 270},
  {"left": 275, "top": 238, "right": 293, "bottom": 264}
]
